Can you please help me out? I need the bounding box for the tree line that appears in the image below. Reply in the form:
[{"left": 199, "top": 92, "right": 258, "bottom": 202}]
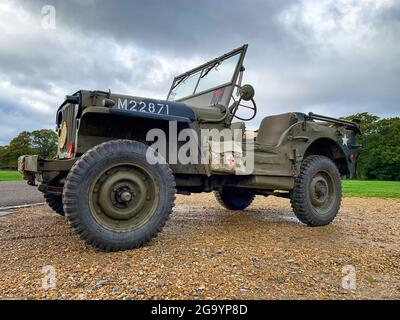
[
  {"left": 344, "top": 113, "right": 400, "bottom": 181},
  {"left": 0, "top": 129, "right": 57, "bottom": 169},
  {"left": 0, "top": 113, "right": 399, "bottom": 180}
]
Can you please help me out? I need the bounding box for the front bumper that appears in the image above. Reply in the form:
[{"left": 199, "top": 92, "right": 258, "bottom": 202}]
[
  {"left": 18, "top": 155, "right": 76, "bottom": 185},
  {"left": 18, "top": 155, "right": 38, "bottom": 185}
]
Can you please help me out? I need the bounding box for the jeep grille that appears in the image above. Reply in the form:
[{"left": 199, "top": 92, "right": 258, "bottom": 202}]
[{"left": 58, "top": 103, "right": 78, "bottom": 159}]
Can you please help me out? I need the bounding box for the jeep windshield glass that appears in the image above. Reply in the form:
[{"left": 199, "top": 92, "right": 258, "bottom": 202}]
[
  {"left": 196, "top": 54, "right": 240, "bottom": 93},
  {"left": 169, "top": 71, "right": 201, "bottom": 101},
  {"left": 168, "top": 52, "right": 240, "bottom": 101}
]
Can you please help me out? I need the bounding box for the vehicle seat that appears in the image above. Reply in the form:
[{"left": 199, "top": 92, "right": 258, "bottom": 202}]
[{"left": 256, "top": 113, "right": 299, "bottom": 146}]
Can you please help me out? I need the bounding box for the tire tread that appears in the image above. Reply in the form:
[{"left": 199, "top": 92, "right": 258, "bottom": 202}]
[
  {"left": 290, "top": 155, "right": 342, "bottom": 226},
  {"left": 44, "top": 193, "right": 64, "bottom": 216},
  {"left": 63, "top": 139, "right": 176, "bottom": 252}
]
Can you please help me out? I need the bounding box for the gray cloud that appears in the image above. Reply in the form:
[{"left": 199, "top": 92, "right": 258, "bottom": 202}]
[
  {"left": 21, "top": 0, "right": 298, "bottom": 55},
  {"left": 0, "top": 0, "right": 399, "bottom": 144}
]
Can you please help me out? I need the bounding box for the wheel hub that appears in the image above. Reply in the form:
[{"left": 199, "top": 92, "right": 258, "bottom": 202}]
[
  {"left": 115, "top": 187, "right": 134, "bottom": 204},
  {"left": 309, "top": 173, "right": 333, "bottom": 210},
  {"left": 89, "top": 164, "right": 159, "bottom": 231},
  {"left": 314, "top": 181, "right": 328, "bottom": 199}
]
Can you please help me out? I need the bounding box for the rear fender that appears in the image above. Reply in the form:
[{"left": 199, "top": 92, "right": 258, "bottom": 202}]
[{"left": 304, "top": 137, "right": 354, "bottom": 177}]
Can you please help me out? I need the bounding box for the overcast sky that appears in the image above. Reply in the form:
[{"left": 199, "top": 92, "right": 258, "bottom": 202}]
[{"left": 0, "top": 0, "right": 399, "bottom": 144}]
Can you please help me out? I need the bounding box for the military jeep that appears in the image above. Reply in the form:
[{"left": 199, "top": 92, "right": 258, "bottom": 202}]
[{"left": 19, "top": 45, "right": 360, "bottom": 252}]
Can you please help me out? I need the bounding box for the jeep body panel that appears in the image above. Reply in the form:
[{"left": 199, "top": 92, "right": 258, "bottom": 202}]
[{"left": 19, "top": 44, "right": 360, "bottom": 195}]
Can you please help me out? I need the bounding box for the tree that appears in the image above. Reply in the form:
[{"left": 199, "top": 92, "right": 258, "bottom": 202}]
[
  {"left": 0, "top": 146, "right": 9, "bottom": 168},
  {"left": 31, "top": 129, "right": 58, "bottom": 158},
  {"left": 0, "top": 129, "right": 58, "bottom": 168},
  {"left": 343, "top": 112, "right": 380, "bottom": 135},
  {"left": 0, "top": 131, "right": 32, "bottom": 168},
  {"left": 344, "top": 113, "right": 400, "bottom": 181},
  {"left": 9, "top": 131, "right": 32, "bottom": 153}
]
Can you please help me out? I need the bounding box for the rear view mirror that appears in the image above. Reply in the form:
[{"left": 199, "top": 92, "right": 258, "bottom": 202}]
[{"left": 239, "top": 84, "right": 255, "bottom": 101}]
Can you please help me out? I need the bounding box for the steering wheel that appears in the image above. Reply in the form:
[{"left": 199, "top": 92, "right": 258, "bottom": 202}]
[{"left": 232, "top": 98, "right": 257, "bottom": 121}]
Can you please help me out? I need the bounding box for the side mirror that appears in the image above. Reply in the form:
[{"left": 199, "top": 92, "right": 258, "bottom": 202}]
[{"left": 239, "top": 84, "right": 255, "bottom": 101}]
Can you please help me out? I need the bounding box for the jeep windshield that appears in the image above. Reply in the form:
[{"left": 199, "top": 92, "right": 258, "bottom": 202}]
[{"left": 167, "top": 45, "right": 247, "bottom": 107}]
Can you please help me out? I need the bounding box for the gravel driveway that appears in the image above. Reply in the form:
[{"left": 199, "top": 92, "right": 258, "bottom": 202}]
[
  {"left": 0, "top": 194, "right": 399, "bottom": 300},
  {"left": 0, "top": 182, "right": 43, "bottom": 208}
]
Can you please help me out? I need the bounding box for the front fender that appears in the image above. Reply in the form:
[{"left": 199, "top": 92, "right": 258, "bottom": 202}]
[{"left": 75, "top": 107, "right": 198, "bottom": 165}]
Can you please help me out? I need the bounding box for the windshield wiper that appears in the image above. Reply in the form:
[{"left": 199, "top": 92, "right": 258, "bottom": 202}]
[
  {"left": 172, "top": 75, "right": 189, "bottom": 90},
  {"left": 172, "top": 59, "right": 222, "bottom": 91},
  {"left": 201, "top": 60, "right": 221, "bottom": 79}
]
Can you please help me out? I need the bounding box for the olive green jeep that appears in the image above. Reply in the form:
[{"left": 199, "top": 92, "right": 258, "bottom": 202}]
[{"left": 19, "top": 45, "right": 360, "bottom": 251}]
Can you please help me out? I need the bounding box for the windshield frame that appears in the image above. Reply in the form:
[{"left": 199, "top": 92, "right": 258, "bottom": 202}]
[{"left": 167, "top": 44, "right": 248, "bottom": 104}]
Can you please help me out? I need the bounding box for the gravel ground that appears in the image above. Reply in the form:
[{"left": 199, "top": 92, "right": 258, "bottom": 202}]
[
  {"left": 0, "top": 194, "right": 399, "bottom": 300},
  {"left": 0, "top": 182, "right": 43, "bottom": 207}
]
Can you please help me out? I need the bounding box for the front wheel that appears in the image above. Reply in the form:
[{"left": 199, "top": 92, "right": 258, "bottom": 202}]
[
  {"left": 290, "top": 155, "right": 342, "bottom": 226},
  {"left": 63, "top": 140, "right": 176, "bottom": 252},
  {"left": 44, "top": 193, "right": 64, "bottom": 216}
]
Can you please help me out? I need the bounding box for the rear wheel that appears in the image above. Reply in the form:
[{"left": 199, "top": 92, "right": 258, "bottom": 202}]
[
  {"left": 44, "top": 193, "right": 64, "bottom": 216},
  {"left": 291, "top": 155, "right": 341, "bottom": 226},
  {"left": 214, "top": 187, "right": 256, "bottom": 210},
  {"left": 63, "top": 140, "right": 176, "bottom": 252}
]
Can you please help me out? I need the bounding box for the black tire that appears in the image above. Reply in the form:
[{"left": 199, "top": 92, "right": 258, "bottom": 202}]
[
  {"left": 214, "top": 187, "right": 256, "bottom": 210},
  {"left": 291, "top": 155, "right": 342, "bottom": 226},
  {"left": 63, "top": 140, "right": 176, "bottom": 252},
  {"left": 44, "top": 193, "right": 64, "bottom": 216}
]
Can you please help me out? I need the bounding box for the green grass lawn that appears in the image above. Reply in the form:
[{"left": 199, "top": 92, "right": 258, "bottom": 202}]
[
  {"left": 0, "top": 170, "right": 398, "bottom": 198},
  {"left": 0, "top": 170, "right": 22, "bottom": 182},
  {"left": 342, "top": 180, "right": 400, "bottom": 198}
]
